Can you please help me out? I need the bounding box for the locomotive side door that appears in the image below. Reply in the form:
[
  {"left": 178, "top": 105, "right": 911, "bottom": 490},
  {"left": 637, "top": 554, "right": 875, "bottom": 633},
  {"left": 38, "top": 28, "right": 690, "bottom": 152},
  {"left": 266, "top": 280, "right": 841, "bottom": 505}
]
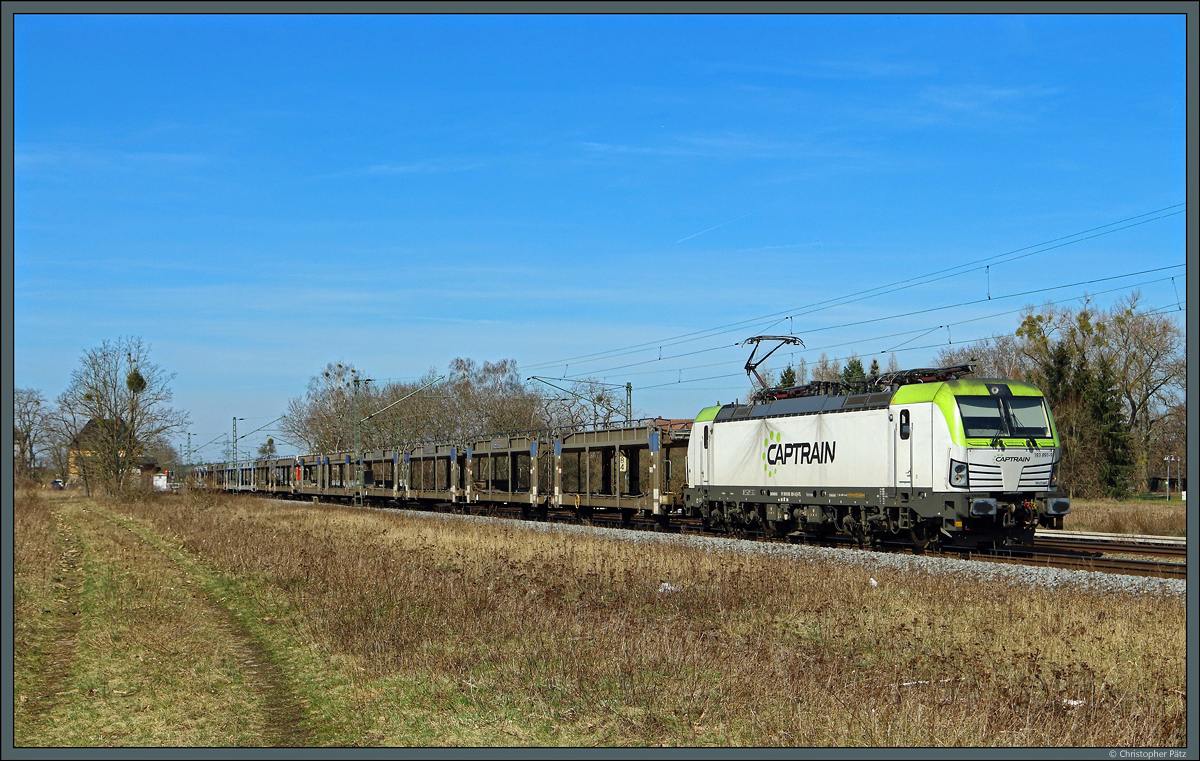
[
  {"left": 894, "top": 408, "right": 913, "bottom": 488},
  {"left": 699, "top": 423, "right": 712, "bottom": 486}
]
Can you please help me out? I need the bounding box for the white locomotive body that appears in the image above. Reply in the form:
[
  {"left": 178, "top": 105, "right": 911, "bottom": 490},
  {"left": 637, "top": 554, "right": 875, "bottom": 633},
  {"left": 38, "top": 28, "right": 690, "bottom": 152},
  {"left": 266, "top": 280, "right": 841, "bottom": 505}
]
[{"left": 683, "top": 374, "right": 1069, "bottom": 549}]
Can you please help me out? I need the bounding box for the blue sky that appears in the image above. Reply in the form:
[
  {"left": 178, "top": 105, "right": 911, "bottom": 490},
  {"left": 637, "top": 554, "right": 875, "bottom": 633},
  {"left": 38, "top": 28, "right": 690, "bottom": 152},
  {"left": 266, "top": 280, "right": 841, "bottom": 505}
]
[{"left": 13, "top": 13, "right": 1187, "bottom": 460}]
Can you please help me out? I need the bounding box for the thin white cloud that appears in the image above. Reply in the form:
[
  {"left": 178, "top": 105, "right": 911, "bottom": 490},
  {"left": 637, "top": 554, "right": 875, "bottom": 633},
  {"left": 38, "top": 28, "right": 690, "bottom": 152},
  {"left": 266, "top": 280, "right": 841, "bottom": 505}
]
[
  {"left": 676, "top": 213, "right": 755, "bottom": 244},
  {"left": 917, "top": 83, "right": 1062, "bottom": 117},
  {"left": 327, "top": 158, "right": 485, "bottom": 178},
  {"left": 15, "top": 145, "right": 209, "bottom": 169},
  {"left": 708, "top": 59, "right": 935, "bottom": 80},
  {"left": 580, "top": 133, "right": 865, "bottom": 162},
  {"left": 730, "top": 241, "right": 824, "bottom": 253}
]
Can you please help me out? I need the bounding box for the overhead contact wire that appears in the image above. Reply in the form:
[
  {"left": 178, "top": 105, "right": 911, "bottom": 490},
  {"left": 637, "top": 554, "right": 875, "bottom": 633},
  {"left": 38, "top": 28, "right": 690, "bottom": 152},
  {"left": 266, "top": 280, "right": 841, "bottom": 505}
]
[{"left": 523, "top": 205, "right": 1183, "bottom": 371}]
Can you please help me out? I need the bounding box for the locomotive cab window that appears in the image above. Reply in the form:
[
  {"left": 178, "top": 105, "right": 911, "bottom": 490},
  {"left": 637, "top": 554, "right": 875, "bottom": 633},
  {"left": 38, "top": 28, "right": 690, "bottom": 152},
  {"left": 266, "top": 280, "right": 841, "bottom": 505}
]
[
  {"left": 899, "top": 409, "right": 910, "bottom": 440},
  {"left": 956, "top": 395, "right": 1051, "bottom": 439},
  {"left": 703, "top": 425, "right": 709, "bottom": 449},
  {"left": 1006, "top": 397, "right": 1051, "bottom": 438}
]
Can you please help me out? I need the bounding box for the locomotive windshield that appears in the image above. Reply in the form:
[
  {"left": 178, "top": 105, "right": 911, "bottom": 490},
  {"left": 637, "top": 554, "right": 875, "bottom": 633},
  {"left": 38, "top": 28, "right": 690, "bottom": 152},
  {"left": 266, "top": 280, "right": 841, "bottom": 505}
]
[{"left": 956, "top": 395, "right": 1051, "bottom": 439}]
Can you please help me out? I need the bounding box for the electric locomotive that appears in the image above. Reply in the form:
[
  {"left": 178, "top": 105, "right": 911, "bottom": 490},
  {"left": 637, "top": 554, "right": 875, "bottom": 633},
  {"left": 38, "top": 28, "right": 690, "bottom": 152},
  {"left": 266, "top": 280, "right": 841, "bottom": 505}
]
[{"left": 682, "top": 365, "right": 1069, "bottom": 550}]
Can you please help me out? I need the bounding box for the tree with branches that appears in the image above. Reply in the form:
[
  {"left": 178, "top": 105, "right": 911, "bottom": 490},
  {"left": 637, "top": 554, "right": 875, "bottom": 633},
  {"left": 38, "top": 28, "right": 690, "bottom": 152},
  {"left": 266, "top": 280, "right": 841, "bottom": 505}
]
[
  {"left": 934, "top": 292, "right": 1184, "bottom": 494},
  {"left": 279, "top": 358, "right": 565, "bottom": 455},
  {"left": 14, "top": 388, "right": 51, "bottom": 480},
  {"left": 53, "top": 337, "right": 189, "bottom": 494}
]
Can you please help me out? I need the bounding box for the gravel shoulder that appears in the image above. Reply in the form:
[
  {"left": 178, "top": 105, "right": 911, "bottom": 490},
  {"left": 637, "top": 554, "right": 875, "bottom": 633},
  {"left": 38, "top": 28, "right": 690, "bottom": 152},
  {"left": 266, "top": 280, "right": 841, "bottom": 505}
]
[{"left": 390, "top": 506, "right": 1188, "bottom": 598}]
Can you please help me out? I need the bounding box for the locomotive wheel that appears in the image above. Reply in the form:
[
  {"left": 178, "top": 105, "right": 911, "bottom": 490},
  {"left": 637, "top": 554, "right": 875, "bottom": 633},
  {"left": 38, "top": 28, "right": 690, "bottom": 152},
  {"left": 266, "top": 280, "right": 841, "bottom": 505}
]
[
  {"left": 840, "top": 515, "right": 866, "bottom": 548},
  {"left": 909, "top": 524, "right": 937, "bottom": 554}
]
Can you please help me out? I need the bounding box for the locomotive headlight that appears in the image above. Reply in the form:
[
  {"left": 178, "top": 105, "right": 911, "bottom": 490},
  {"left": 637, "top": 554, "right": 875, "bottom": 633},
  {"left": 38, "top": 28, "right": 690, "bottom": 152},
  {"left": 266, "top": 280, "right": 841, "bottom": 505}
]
[{"left": 949, "top": 459, "right": 969, "bottom": 488}]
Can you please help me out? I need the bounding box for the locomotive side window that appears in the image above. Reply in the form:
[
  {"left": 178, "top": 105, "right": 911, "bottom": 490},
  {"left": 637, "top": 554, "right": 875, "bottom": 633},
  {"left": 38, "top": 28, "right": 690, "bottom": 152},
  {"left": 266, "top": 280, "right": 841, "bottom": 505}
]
[
  {"left": 703, "top": 425, "right": 709, "bottom": 449},
  {"left": 899, "top": 409, "right": 911, "bottom": 440}
]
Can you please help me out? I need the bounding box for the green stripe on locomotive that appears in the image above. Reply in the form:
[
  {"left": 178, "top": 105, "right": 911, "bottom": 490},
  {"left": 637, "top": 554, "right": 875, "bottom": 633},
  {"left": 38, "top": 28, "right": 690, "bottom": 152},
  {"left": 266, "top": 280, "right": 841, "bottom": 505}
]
[{"left": 890, "top": 379, "right": 1060, "bottom": 448}]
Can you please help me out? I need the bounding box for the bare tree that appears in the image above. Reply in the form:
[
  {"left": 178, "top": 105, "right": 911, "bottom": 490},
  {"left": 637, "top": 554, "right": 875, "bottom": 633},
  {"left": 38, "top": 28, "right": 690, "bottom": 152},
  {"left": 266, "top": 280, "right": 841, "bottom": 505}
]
[
  {"left": 1095, "top": 294, "right": 1185, "bottom": 488},
  {"left": 933, "top": 332, "right": 1028, "bottom": 380},
  {"left": 54, "top": 337, "right": 189, "bottom": 494},
  {"left": 14, "top": 388, "right": 51, "bottom": 479},
  {"left": 810, "top": 353, "right": 842, "bottom": 382},
  {"left": 41, "top": 426, "right": 73, "bottom": 483},
  {"left": 531, "top": 377, "right": 623, "bottom": 429},
  {"left": 443, "top": 358, "right": 546, "bottom": 437},
  {"left": 280, "top": 358, "right": 561, "bottom": 456},
  {"left": 143, "top": 435, "right": 181, "bottom": 473},
  {"left": 278, "top": 361, "right": 360, "bottom": 453}
]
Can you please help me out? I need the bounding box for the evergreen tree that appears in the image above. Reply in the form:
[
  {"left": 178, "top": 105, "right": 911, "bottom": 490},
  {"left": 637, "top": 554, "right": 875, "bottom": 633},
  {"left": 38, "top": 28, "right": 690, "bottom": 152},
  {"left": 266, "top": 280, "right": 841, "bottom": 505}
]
[
  {"left": 1087, "top": 357, "right": 1133, "bottom": 497},
  {"left": 779, "top": 364, "right": 797, "bottom": 387},
  {"left": 1038, "top": 340, "right": 1132, "bottom": 499},
  {"left": 1041, "top": 342, "right": 1072, "bottom": 407},
  {"left": 841, "top": 355, "right": 865, "bottom": 384}
]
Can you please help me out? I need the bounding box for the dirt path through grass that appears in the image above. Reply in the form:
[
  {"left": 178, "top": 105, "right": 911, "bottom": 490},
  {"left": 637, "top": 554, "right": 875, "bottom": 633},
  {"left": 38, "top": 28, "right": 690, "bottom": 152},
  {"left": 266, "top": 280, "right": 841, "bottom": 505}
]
[
  {"left": 96, "top": 505, "right": 315, "bottom": 747},
  {"left": 18, "top": 505, "right": 86, "bottom": 718},
  {"left": 15, "top": 498, "right": 314, "bottom": 746}
]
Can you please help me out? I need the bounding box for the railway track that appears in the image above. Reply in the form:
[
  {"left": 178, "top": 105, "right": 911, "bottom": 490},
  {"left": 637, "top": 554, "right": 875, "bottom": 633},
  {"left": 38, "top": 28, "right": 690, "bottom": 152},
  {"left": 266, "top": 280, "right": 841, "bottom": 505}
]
[
  {"left": 265, "top": 494, "right": 1187, "bottom": 581},
  {"left": 967, "top": 549, "right": 1186, "bottom": 579},
  {"left": 1031, "top": 529, "right": 1186, "bottom": 558}
]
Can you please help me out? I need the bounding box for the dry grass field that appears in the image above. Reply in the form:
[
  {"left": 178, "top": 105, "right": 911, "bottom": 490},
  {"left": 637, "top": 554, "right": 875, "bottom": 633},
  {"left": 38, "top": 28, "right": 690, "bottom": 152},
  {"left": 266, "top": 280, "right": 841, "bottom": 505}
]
[
  {"left": 13, "top": 488, "right": 1187, "bottom": 748},
  {"left": 1062, "top": 499, "right": 1187, "bottom": 536}
]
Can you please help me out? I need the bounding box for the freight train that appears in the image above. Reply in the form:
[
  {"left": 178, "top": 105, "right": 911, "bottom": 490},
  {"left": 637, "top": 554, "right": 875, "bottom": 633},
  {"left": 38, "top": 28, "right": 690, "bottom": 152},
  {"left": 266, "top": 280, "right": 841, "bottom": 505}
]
[{"left": 194, "top": 364, "right": 1069, "bottom": 551}]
